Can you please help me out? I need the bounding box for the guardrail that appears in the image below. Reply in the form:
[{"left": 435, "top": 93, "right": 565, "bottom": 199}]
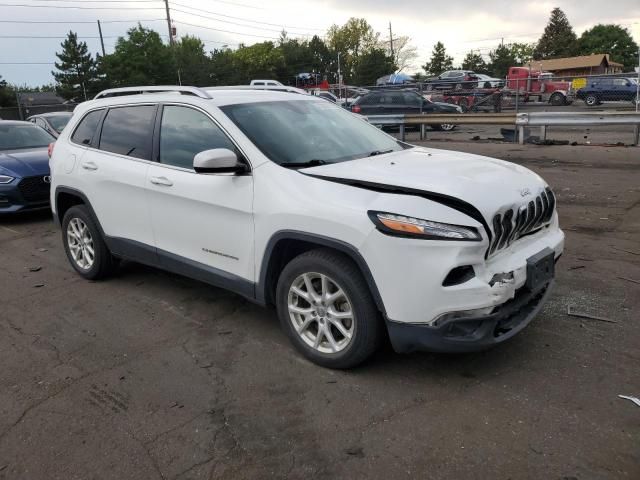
[{"left": 366, "top": 111, "right": 640, "bottom": 146}]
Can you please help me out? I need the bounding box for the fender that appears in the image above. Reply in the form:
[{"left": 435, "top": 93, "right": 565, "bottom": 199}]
[{"left": 256, "top": 230, "right": 387, "bottom": 315}]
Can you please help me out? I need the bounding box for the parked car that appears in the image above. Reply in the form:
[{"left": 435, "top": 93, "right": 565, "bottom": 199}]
[
  {"left": 350, "top": 89, "right": 462, "bottom": 130},
  {"left": 312, "top": 90, "right": 338, "bottom": 103},
  {"left": 475, "top": 74, "right": 505, "bottom": 89},
  {"left": 250, "top": 79, "right": 283, "bottom": 87},
  {"left": 51, "top": 85, "right": 563, "bottom": 368},
  {"left": 576, "top": 77, "right": 639, "bottom": 106},
  {"left": 27, "top": 111, "right": 73, "bottom": 138},
  {"left": 0, "top": 120, "right": 55, "bottom": 214},
  {"left": 424, "top": 70, "right": 479, "bottom": 90}
]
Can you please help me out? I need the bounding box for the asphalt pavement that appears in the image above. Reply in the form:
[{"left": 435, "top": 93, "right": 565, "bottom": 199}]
[{"left": 0, "top": 143, "right": 639, "bottom": 480}]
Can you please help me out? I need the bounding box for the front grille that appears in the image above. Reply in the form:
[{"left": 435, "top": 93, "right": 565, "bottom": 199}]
[
  {"left": 488, "top": 188, "right": 555, "bottom": 256},
  {"left": 18, "top": 176, "right": 50, "bottom": 203}
]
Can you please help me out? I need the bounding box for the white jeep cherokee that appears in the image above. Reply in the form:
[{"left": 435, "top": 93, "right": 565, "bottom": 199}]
[{"left": 50, "top": 86, "right": 564, "bottom": 369}]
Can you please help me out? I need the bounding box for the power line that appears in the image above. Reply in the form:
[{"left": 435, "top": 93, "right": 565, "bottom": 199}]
[
  {"left": 172, "top": 8, "right": 306, "bottom": 35},
  {"left": 0, "top": 18, "right": 166, "bottom": 23},
  {"left": 170, "top": 1, "right": 324, "bottom": 31},
  {"left": 0, "top": 2, "right": 165, "bottom": 9},
  {"left": 0, "top": 34, "right": 121, "bottom": 38},
  {"left": 171, "top": 19, "right": 280, "bottom": 40}
]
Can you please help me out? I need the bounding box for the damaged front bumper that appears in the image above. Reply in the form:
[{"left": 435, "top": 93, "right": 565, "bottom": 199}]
[{"left": 387, "top": 280, "right": 554, "bottom": 353}]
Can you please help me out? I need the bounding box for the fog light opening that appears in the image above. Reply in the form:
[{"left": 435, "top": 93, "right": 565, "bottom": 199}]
[{"left": 442, "top": 265, "right": 475, "bottom": 286}]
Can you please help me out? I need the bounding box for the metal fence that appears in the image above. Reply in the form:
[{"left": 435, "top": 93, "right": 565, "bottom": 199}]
[{"left": 366, "top": 111, "right": 640, "bottom": 146}]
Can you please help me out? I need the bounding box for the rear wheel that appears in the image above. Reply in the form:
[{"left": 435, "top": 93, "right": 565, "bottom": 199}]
[
  {"left": 431, "top": 123, "right": 456, "bottom": 131},
  {"left": 276, "top": 249, "right": 381, "bottom": 369},
  {"left": 62, "top": 205, "right": 118, "bottom": 280},
  {"left": 584, "top": 94, "right": 599, "bottom": 106}
]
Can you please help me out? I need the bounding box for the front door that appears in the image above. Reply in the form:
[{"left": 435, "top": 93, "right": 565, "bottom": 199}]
[{"left": 146, "top": 104, "right": 254, "bottom": 286}]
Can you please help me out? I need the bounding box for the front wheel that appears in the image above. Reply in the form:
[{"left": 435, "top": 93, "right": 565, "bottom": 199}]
[
  {"left": 276, "top": 249, "right": 382, "bottom": 369},
  {"left": 549, "top": 93, "right": 565, "bottom": 106},
  {"left": 431, "top": 123, "right": 456, "bottom": 131},
  {"left": 62, "top": 205, "right": 118, "bottom": 280}
]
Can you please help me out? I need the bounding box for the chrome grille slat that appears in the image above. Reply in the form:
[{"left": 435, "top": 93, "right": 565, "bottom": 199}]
[{"left": 488, "top": 188, "right": 556, "bottom": 257}]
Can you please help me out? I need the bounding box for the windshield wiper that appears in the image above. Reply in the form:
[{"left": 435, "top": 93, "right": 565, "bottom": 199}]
[
  {"left": 368, "top": 149, "right": 394, "bottom": 157},
  {"left": 281, "top": 159, "right": 331, "bottom": 169}
]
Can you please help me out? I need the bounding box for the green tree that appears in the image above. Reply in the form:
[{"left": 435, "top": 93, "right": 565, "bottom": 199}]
[
  {"left": 423, "top": 42, "right": 453, "bottom": 76},
  {"left": 232, "top": 42, "right": 284, "bottom": 84},
  {"left": 488, "top": 44, "right": 518, "bottom": 78},
  {"left": 509, "top": 42, "right": 535, "bottom": 65},
  {"left": 534, "top": 8, "right": 578, "bottom": 59},
  {"left": 461, "top": 51, "right": 487, "bottom": 73},
  {"left": 578, "top": 24, "right": 639, "bottom": 71},
  {"left": 326, "top": 18, "right": 379, "bottom": 82},
  {"left": 101, "top": 24, "right": 175, "bottom": 87},
  {"left": 0, "top": 75, "right": 17, "bottom": 107},
  {"left": 173, "top": 35, "right": 210, "bottom": 86},
  {"left": 353, "top": 47, "right": 396, "bottom": 85},
  {"left": 52, "top": 31, "right": 96, "bottom": 101}
]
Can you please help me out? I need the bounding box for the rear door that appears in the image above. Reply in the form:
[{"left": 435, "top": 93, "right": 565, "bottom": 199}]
[
  {"left": 355, "top": 92, "right": 382, "bottom": 115},
  {"left": 146, "top": 104, "right": 254, "bottom": 285},
  {"left": 77, "top": 104, "right": 156, "bottom": 253}
]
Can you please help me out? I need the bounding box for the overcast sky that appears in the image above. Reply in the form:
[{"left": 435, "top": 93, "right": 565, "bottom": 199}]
[{"left": 1, "top": 0, "right": 639, "bottom": 86}]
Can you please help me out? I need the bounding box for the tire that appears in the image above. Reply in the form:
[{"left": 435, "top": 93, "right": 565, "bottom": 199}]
[
  {"left": 549, "top": 93, "right": 565, "bottom": 106},
  {"left": 62, "top": 205, "right": 118, "bottom": 280},
  {"left": 584, "top": 94, "right": 598, "bottom": 107},
  {"left": 275, "top": 248, "right": 382, "bottom": 369},
  {"left": 454, "top": 83, "right": 462, "bottom": 90},
  {"left": 483, "top": 81, "right": 491, "bottom": 89},
  {"left": 431, "top": 124, "right": 456, "bottom": 131}
]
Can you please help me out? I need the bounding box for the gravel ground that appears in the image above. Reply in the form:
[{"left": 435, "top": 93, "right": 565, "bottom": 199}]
[{"left": 0, "top": 143, "right": 638, "bottom": 480}]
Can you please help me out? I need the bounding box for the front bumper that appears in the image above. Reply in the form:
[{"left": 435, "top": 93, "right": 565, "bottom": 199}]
[
  {"left": 0, "top": 178, "right": 50, "bottom": 214},
  {"left": 387, "top": 280, "right": 554, "bottom": 353}
]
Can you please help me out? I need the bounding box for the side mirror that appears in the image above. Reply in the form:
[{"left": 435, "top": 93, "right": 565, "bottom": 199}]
[{"left": 193, "top": 148, "right": 248, "bottom": 174}]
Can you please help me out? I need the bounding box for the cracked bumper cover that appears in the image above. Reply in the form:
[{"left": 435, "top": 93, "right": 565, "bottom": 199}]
[{"left": 386, "top": 280, "right": 554, "bottom": 354}]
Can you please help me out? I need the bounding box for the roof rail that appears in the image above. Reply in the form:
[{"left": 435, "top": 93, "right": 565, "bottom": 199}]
[
  {"left": 205, "top": 85, "right": 309, "bottom": 95},
  {"left": 94, "top": 86, "right": 211, "bottom": 100}
]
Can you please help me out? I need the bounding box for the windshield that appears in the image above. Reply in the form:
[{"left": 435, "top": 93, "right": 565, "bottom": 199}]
[
  {"left": 221, "top": 99, "right": 406, "bottom": 166},
  {"left": 47, "top": 114, "right": 71, "bottom": 132},
  {"left": 0, "top": 124, "right": 55, "bottom": 150}
]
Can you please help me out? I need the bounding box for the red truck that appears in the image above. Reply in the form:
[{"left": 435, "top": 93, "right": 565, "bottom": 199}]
[{"left": 505, "top": 67, "right": 574, "bottom": 106}]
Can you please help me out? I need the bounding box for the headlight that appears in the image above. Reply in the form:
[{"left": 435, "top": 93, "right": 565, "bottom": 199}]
[
  {"left": 369, "top": 211, "right": 481, "bottom": 241},
  {"left": 0, "top": 175, "right": 15, "bottom": 184},
  {"left": 455, "top": 106, "right": 463, "bottom": 113}
]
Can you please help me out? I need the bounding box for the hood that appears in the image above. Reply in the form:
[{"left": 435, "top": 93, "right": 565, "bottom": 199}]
[
  {"left": 0, "top": 148, "right": 50, "bottom": 178},
  {"left": 301, "top": 147, "right": 548, "bottom": 225},
  {"left": 431, "top": 101, "right": 459, "bottom": 111}
]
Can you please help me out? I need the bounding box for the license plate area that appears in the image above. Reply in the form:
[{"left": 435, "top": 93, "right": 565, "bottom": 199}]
[{"left": 526, "top": 248, "right": 555, "bottom": 292}]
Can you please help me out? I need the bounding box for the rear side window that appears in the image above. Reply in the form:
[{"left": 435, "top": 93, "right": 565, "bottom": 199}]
[
  {"left": 71, "top": 109, "right": 103, "bottom": 146},
  {"left": 159, "top": 105, "right": 236, "bottom": 169},
  {"left": 99, "top": 105, "right": 156, "bottom": 160}
]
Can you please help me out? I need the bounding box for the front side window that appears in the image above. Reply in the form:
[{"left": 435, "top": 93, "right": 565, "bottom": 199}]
[
  {"left": 221, "top": 99, "right": 405, "bottom": 166},
  {"left": 0, "top": 124, "right": 55, "bottom": 150},
  {"left": 71, "top": 109, "right": 103, "bottom": 146},
  {"left": 99, "top": 105, "right": 156, "bottom": 160},
  {"left": 159, "top": 105, "right": 236, "bottom": 169}
]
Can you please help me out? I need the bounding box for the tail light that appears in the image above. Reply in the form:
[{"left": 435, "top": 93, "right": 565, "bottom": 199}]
[
  {"left": 351, "top": 104, "right": 361, "bottom": 113},
  {"left": 48, "top": 142, "right": 55, "bottom": 158}
]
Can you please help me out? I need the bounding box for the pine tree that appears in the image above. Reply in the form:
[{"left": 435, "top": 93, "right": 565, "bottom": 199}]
[
  {"left": 461, "top": 51, "right": 487, "bottom": 73},
  {"left": 533, "top": 8, "right": 578, "bottom": 59},
  {"left": 423, "top": 42, "right": 453, "bottom": 76},
  {"left": 53, "top": 31, "right": 96, "bottom": 101}
]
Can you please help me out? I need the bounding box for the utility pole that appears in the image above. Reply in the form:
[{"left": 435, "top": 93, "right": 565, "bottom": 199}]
[
  {"left": 388, "top": 22, "right": 394, "bottom": 60},
  {"left": 337, "top": 52, "right": 341, "bottom": 99},
  {"left": 97, "top": 20, "right": 106, "bottom": 56},
  {"left": 164, "top": 0, "right": 174, "bottom": 46}
]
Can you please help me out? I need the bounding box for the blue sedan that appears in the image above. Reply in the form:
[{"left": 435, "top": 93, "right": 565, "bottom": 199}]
[{"left": 0, "top": 120, "right": 56, "bottom": 214}]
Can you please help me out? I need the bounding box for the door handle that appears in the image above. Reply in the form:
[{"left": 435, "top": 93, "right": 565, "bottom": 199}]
[
  {"left": 149, "top": 176, "right": 173, "bottom": 186},
  {"left": 81, "top": 161, "right": 98, "bottom": 171}
]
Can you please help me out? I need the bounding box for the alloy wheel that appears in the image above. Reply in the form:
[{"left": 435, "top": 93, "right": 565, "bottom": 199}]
[
  {"left": 67, "top": 217, "right": 95, "bottom": 270},
  {"left": 287, "top": 272, "right": 354, "bottom": 354}
]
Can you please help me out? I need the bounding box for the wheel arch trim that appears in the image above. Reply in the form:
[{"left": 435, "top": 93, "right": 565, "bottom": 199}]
[{"left": 257, "top": 230, "right": 387, "bottom": 315}]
